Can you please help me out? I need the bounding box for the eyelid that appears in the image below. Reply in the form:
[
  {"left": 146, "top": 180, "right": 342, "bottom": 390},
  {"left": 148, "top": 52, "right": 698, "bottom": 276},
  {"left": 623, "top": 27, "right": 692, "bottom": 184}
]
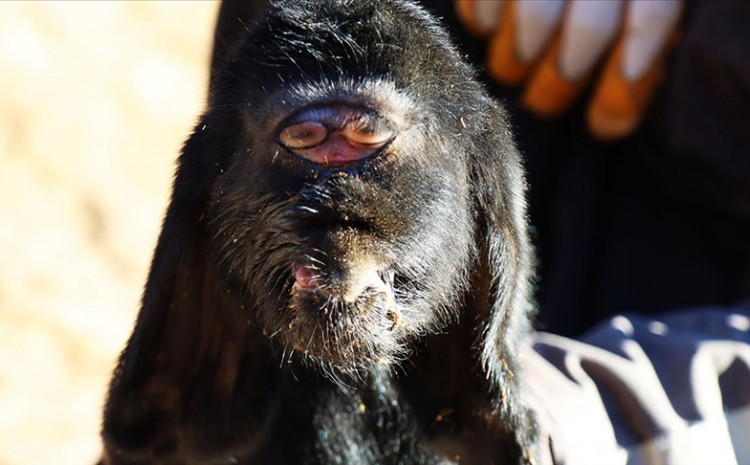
[
  {"left": 282, "top": 105, "right": 392, "bottom": 132},
  {"left": 342, "top": 119, "right": 394, "bottom": 146},
  {"left": 276, "top": 104, "right": 395, "bottom": 149},
  {"left": 278, "top": 121, "right": 329, "bottom": 149}
]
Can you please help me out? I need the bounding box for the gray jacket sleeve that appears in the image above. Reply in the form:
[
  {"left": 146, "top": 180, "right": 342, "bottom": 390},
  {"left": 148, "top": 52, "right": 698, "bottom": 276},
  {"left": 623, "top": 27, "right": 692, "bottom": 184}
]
[{"left": 526, "top": 303, "right": 750, "bottom": 465}]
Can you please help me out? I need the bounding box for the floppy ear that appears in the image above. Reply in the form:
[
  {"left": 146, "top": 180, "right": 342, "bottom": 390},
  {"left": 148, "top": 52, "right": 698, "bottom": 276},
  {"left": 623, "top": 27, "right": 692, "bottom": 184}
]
[
  {"left": 468, "top": 104, "right": 538, "bottom": 458},
  {"left": 101, "top": 115, "right": 263, "bottom": 461}
]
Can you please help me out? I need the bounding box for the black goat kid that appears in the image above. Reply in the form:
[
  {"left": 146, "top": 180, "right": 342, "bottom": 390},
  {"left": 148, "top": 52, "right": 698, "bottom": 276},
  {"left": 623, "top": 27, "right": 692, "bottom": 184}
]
[{"left": 101, "top": 1, "right": 537, "bottom": 463}]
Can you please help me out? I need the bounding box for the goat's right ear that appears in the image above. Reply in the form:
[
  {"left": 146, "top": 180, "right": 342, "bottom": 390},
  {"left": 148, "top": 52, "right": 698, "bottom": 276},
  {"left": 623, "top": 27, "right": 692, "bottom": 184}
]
[
  {"left": 101, "top": 115, "right": 242, "bottom": 462},
  {"left": 465, "top": 102, "right": 539, "bottom": 463}
]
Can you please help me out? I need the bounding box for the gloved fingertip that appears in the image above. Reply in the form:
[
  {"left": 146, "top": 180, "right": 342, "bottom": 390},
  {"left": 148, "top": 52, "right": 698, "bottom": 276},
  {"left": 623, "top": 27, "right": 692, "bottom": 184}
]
[
  {"left": 486, "top": 0, "right": 529, "bottom": 85},
  {"left": 454, "top": 0, "right": 479, "bottom": 36},
  {"left": 454, "top": 0, "right": 503, "bottom": 38},
  {"left": 622, "top": 0, "right": 683, "bottom": 81},
  {"left": 521, "top": 37, "right": 588, "bottom": 118},
  {"left": 474, "top": 1, "right": 505, "bottom": 36},
  {"left": 586, "top": 31, "right": 675, "bottom": 141}
]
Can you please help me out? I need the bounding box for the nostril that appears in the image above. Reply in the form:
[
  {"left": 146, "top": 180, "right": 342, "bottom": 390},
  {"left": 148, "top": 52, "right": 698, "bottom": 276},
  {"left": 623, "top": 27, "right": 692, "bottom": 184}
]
[
  {"left": 293, "top": 264, "right": 390, "bottom": 303},
  {"left": 294, "top": 266, "right": 320, "bottom": 289}
]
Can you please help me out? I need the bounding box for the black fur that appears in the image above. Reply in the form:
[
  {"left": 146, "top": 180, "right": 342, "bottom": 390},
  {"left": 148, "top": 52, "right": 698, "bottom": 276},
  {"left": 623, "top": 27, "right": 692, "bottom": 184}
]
[{"left": 101, "top": 1, "right": 537, "bottom": 463}]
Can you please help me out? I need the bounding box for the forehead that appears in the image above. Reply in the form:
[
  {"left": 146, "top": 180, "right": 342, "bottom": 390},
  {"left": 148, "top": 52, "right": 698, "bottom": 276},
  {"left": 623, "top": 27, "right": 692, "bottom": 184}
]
[
  {"left": 225, "top": 0, "right": 462, "bottom": 90},
  {"left": 211, "top": 0, "right": 475, "bottom": 136}
]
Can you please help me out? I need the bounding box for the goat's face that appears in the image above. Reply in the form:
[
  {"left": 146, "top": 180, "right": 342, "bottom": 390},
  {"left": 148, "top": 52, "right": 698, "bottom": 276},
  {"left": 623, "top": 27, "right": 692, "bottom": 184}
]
[
  {"left": 102, "top": 3, "right": 537, "bottom": 463},
  {"left": 206, "top": 2, "right": 482, "bottom": 376}
]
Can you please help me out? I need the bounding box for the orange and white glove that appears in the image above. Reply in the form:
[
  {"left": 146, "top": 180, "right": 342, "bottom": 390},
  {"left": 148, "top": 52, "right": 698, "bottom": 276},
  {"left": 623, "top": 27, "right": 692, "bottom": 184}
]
[{"left": 455, "top": 0, "right": 684, "bottom": 141}]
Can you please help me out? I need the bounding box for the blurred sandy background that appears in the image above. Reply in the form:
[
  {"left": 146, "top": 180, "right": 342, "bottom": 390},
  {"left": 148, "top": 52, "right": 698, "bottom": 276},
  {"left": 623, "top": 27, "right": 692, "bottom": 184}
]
[{"left": 0, "top": 2, "right": 219, "bottom": 463}]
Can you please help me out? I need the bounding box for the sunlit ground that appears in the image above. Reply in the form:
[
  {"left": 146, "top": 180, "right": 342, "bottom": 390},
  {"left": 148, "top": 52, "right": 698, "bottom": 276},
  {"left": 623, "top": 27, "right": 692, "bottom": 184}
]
[{"left": 0, "top": 2, "right": 218, "bottom": 463}]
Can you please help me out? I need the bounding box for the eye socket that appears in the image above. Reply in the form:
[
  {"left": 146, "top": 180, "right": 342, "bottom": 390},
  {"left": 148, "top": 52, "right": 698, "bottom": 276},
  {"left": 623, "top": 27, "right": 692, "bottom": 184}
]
[
  {"left": 341, "top": 119, "right": 394, "bottom": 146},
  {"left": 278, "top": 121, "right": 328, "bottom": 149}
]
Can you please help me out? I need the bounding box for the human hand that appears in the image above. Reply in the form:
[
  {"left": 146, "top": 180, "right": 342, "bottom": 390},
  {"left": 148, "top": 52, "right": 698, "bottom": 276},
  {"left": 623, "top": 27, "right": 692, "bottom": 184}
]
[{"left": 455, "top": 0, "right": 684, "bottom": 140}]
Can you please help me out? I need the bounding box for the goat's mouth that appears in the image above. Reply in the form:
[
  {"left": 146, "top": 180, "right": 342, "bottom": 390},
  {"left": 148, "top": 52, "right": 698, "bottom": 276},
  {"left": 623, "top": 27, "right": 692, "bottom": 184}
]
[{"left": 280, "top": 264, "right": 401, "bottom": 370}]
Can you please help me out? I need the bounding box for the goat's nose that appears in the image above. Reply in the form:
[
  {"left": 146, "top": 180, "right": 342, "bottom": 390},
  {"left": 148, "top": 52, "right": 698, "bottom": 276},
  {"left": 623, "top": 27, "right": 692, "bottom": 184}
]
[{"left": 294, "top": 264, "right": 387, "bottom": 304}]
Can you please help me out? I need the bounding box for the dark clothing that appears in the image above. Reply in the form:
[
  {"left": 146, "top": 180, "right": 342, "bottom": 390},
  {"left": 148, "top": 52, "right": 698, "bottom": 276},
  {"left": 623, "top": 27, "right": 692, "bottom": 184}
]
[
  {"left": 212, "top": 1, "right": 750, "bottom": 337},
  {"left": 420, "top": 1, "right": 750, "bottom": 336},
  {"left": 528, "top": 302, "right": 750, "bottom": 464}
]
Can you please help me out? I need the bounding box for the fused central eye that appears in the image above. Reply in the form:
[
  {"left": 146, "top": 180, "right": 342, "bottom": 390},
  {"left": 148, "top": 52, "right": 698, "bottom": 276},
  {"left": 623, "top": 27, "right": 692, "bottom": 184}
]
[
  {"left": 279, "top": 121, "right": 328, "bottom": 149},
  {"left": 342, "top": 119, "right": 394, "bottom": 146},
  {"left": 276, "top": 105, "right": 397, "bottom": 166}
]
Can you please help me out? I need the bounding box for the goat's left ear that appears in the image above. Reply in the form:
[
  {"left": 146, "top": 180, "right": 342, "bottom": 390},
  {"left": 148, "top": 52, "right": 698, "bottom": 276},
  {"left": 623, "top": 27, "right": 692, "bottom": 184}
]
[
  {"left": 467, "top": 102, "right": 538, "bottom": 461},
  {"left": 101, "top": 113, "right": 244, "bottom": 462}
]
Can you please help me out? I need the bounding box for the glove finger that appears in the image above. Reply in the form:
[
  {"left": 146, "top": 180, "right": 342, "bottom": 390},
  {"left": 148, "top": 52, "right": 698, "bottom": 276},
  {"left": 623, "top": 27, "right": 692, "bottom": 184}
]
[
  {"left": 587, "top": 0, "right": 684, "bottom": 140},
  {"left": 454, "top": 0, "right": 505, "bottom": 38},
  {"left": 515, "top": 0, "right": 565, "bottom": 65},
  {"left": 484, "top": 0, "right": 564, "bottom": 86},
  {"left": 522, "top": 0, "right": 626, "bottom": 117},
  {"left": 624, "top": 0, "right": 683, "bottom": 81},
  {"left": 520, "top": 35, "right": 587, "bottom": 117},
  {"left": 485, "top": 0, "right": 527, "bottom": 85},
  {"left": 558, "top": 0, "right": 626, "bottom": 80}
]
